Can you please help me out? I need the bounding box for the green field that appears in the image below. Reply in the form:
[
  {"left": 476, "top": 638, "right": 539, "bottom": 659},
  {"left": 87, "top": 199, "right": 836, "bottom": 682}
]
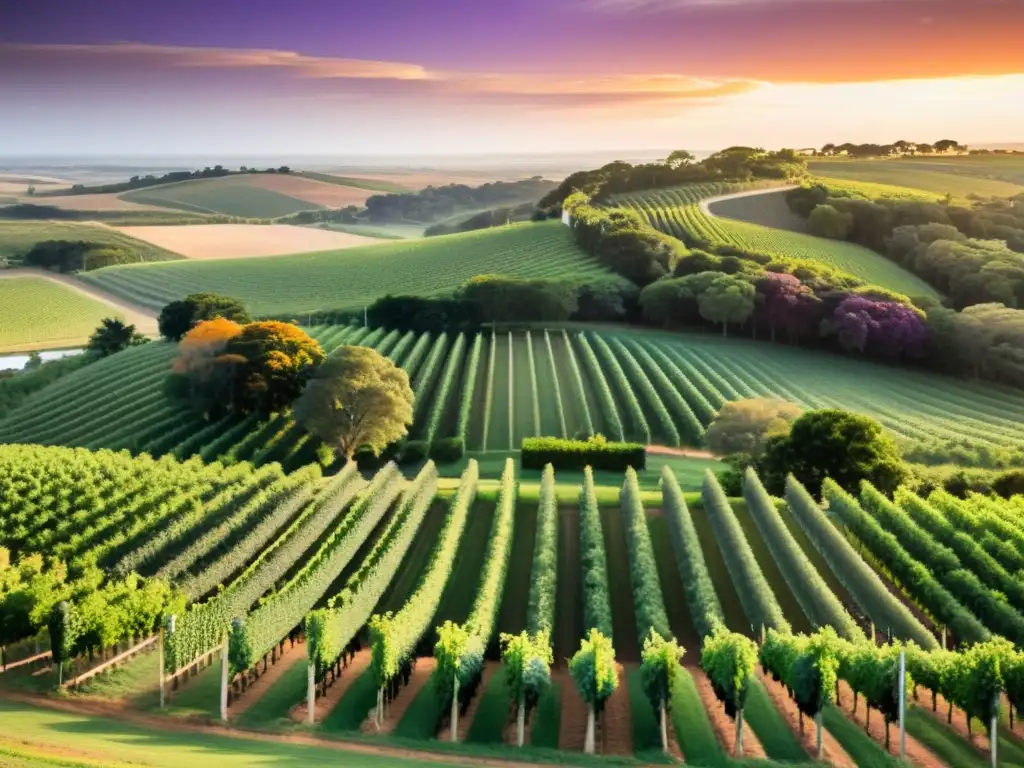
[
  {"left": 0, "top": 277, "right": 121, "bottom": 353},
  {"left": 808, "top": 155, "right": 1024, "bottom": 198},
  {"left": 120, "top": 175, "right": 324, "bottom": 218},
  {"left": 4, "top": 324, "right": 1024, "bottom": 470},
  {"left": 79, "top": 222, "right": 614, "bottom": 315},
  {"left": 614, "top": 184, "right": 940, "bottom": 299},
  {"left": 0, "top": 221, "right": 184, "bottom": 264},
  {"left": 298, "top": 171, "right": 411, "bottom": 193}
]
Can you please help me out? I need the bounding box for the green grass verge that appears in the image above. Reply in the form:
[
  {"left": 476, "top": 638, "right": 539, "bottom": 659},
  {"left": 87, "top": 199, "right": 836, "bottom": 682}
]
[
  {"left": 743, "top": 679, "right": 808, "bottom": 761},
  {"left": 671, "top": 666, "right": 726, "bottom": 768},
  {"left": 235, "top": 655, "right": 310, "bottom": 727},
  {"left": 626, "top": 666, "right": 674, "bottom": 764},
  {"left": 904, "top": 708, "right": 988, "bottom": 768},
  {"left": 466, "top": 669, "right": 512, "bottom": 744},
  {"left": 531, "top": 680, "right": 563, "bottom": 749},
  {"left": 392, "top": 674, "right": 443, "bottom": 740},
  {"left": 821, "top": 704, "right": 901, "bottom": 768},
  {"left": 320, "top": 667, "right": 378, "bottom": 732}
]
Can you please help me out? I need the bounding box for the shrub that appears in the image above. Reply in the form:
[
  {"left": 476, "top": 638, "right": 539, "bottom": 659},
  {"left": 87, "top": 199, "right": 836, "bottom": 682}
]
[
  {"left": 400, "top": 440, "right": 430, "bottom": 464},
  {"left": 521, "top": 436, "right": 645, "bottom": 471},
  {"left": 429, "top": 437, "right": 465, "bottom": 463}
]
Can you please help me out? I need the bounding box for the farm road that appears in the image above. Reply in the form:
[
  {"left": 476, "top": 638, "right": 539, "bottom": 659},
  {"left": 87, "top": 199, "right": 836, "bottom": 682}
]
[
  {"left": 0, "top": 268, "right": 159, "bottom": 336},
  {"left": 698, "top": 184, "right": 799, "bottom": 217}
]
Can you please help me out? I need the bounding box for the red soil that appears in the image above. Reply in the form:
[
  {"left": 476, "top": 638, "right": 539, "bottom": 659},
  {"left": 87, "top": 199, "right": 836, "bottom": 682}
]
[
  {"left": 757, "top": 670, "right": 854, "bottom": 768},
  {"left": 229, "top": 639, "right": 305, "bottom": 719},
  {"left": 362, "top": 657, "right": 437, "bottom": 735},
  {"left": 690, "top": 667, "right": 766, "bottom": 759},
  {"left": 290, "top": 649, "right": 371, "bottom": 725}
]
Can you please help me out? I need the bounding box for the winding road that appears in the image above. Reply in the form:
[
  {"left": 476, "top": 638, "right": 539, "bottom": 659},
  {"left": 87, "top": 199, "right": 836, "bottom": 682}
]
[{"left": 696, "top": 184, "right": 799, "bottom": 218}]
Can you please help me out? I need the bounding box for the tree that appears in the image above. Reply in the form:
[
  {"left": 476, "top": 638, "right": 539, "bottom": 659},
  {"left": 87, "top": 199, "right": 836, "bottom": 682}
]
[
  {"left": 293, "top": 345, "right": 413, "bottom": 460},
  {"left": 701, "top": 629, "right": 757, "bottom": 756},
  {"left": 665, "top": 150, "right": 696, "bottom": 169},
  {"left": 830, "top": 297, "right": 929, "bottom": 360},
  {"left": 706, "top": 398, "right": 802, "bottom": 458},
  {"left": 48, "top": 601, "right": 80, "bottom": 686},
  {"left": 757, "top": 409, "right": 908, "bottom": 497},
  {"left": 158, "top": 293, "right": 250, "bottom": 341},
  {"left": 640, "top": 629, "right": 684, "bottom": 754},
  {"left": 223, "top": 321, "right": 324, "bottom": 416},
  {"left": 501, "top": 631, "right": 553, "bottom": 747},
  {"left": 755, "top": 273, "right": 821, "bottom": 343},
  {"left": 570, "top": 629, "right": 618, "bottom": 754},
  {"left": 807, "top": 205, "right": 853, "bottom": 240},
  {"left": 87, "top": 318, "right": 148, "bottom": 358},
  {"left": 698, "top": 275, "right": 755, "bottom": 337},
  {"left": 170, "top": 318, "right": 245, "bottom": 415}
]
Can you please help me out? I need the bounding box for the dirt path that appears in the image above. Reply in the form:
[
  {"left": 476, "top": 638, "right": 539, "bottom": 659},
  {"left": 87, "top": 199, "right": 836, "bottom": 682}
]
[
  {"left": 0, "top": 268, "right": 158, "bottom": 334},
  {"left": 0, "top": 690, "right": 562, "bottom": 768},
  {"left": 363, "top": 657, "right": 437, "bottom": 735},
  {"left": 646, "top": 445, "right": 719, "bottom": 460},
  {"left": 556, "top": 669, "right": 588, "bottom": 752},
  {"left": 439, "top": 662, "right": 498, "bottom": 743},
  {"left": 757, "top": 670, "right": 854, "bottom": 768},
  {"left": 229, "top": 639, "right": 306, "bottom": 719},
  {"left": 291, "top": 649, "right": 372, "bottom": 725},
  {"left": 697, "top": 185, "right": 799, "bottom": 218},
  {"left": 599, "top": 664, "right": 633, "bottom": 757},
  {"left": 691, "top": 667, "right": 766, "bottom": 759},
  {"left": 835, "top": 680, "right": 946, "bottom": 768},
  {"left": 920, "top": 688, "right": 991, "bottom": 753}
]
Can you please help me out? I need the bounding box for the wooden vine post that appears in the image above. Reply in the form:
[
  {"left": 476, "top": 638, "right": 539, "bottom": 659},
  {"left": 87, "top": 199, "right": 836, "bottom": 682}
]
[{"left": 306, "top": 661, "right": 316, "bottom": 726}]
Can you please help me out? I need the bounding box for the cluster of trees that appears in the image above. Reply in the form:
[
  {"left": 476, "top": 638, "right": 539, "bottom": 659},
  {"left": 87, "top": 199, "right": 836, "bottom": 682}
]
[
  {"left": 88, "top": 318, "right": 148, "bottom": 358},
  {"left": 816, "top": 139, "right": 965, "bottom": 157},
  {"left": 158, "top": 293, "right": 252, "bottom": 341},
  {"left": 713, "top": 403, "right": 908, "bottom": 498},
  {"left": 42, "top": 165, "right": 292, "bottom": 197},
  {"left": 363, "top": 178, "right": 556, "bottom": 224},
  {"left": 22, "top": 240, "right": 139, "bottom": 272},
  {"left": 424, "top": 202, "right": 537, "bottom": 237},
  {"left": 540, "top": 147, "right": 806, "bottom": 210}
]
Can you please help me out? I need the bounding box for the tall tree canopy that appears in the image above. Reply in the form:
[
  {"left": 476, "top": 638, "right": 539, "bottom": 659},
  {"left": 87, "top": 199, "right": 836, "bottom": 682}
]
[
  {"left": 224, "top": 322, "right": 324, "bottom": 416},
  {"left": 293, "top": 345, "right": 413, "bottom": 460},
  {"left": 158, "top": 293, "right": 250, "bottom": 341},
  {"left": 87, "top": 318, "right": 148, "bottom": 357}
]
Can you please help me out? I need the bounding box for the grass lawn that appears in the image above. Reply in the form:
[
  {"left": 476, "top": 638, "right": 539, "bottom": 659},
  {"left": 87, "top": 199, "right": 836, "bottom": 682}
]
[
  {"left": 0, "top": 698, "right": 475, "bottom": 767},
  {"left": 670, "top": 666, "right": 726, "bottom": 768},
  {"left": 821, "top": 705, "right": 901, "bottom": 768},
  {"left": 904, "top": 708, "right": 989, "bottom": 768},
  {"left": 234, "top": 656, "right": 309, "bottom": 727},
  {"left": 530, "top": 681, "right": 562, "bottom": 749},
  {"left": 0, "top": 277, "right": 122, "bottom": 353},
  {"left": 742, "top": 679, "right": 807, "bottom": 762}
]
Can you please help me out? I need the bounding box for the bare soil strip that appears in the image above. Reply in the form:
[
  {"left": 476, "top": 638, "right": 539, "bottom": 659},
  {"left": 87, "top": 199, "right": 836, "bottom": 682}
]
[
  {"left": 229, "top": 639, "right": 306, "bottom": 719},
  {"left": 919, "top": 688, "right": 990, "bottom": 753},
  {"left": 0, "top": 268, "right": 158, "bottom": 334},
  {"left": 291, "top": 649, "right": 372, "bottom": 725},
  {"left": 362, "top": 657, "right": 437, "bottom": 735},
  {"left": 556, "top": 669, "right": 588, "bottom": 752},
  {"left": 835, "top": 680, "right": 946, "bottom": 768},
  {"left": 598, "top": 663, "right": 633, "bottom": 757},
  {"left": 691, "top": 667, "right": 766, "bottom": 759},
  {"left": 757, "top": 670, "right": 854, "bottom": 768}
]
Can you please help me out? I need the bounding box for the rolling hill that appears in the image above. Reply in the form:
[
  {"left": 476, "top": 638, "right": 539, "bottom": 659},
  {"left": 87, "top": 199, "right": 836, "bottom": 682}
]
[
  {"left": 79, "top": 221, "right": 613, "bottom": 316},
  {"left": 808, "top": 155, "right": 1024, "bottom": 198}
]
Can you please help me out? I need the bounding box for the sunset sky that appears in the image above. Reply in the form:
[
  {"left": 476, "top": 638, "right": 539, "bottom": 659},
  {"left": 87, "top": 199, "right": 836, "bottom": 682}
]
[{"left": 3, "top": 0, "right": 1023, "bottom": 156}]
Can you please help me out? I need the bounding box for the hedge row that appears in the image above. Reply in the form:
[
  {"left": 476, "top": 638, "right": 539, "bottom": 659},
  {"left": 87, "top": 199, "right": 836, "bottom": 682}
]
[{"left": 521, "top": 437, "right": 645, "bottom": 471}]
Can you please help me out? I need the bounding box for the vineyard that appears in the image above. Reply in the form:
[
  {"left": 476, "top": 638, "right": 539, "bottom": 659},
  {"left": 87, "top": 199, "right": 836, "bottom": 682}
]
[
  {"left": 4, "top": 325, "right": 1024, "bottom": 473},
  {"left": 5, "top": 443, "right": 1024, "bottom": 767},
  {"left": 611, "top": 183, "right": 939, "bottom": 299},
  {"left": 79, "top": 222, "right": 615, "bottom": 316},
  {"left": 0, "top": 276, "right": 122, "bottom": 353},
  {"left": 807, "top": 156, "right": 1024, "bottom": 199}
]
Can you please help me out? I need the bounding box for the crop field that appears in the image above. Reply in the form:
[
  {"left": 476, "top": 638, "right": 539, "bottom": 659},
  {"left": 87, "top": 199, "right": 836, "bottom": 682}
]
[
  {"left": 115, "top": 223, "right": 384, "bottom": 260},
  {"left": 0, "top": 221, "right": 185, "bottom": 264},
  {"left": 79, "top": 222, "right": 613, "bottom": 316},
  {"left": 613, "top": 184, "right": 940, "bottom": 299},
  {"left": 2, "top": 444, "right": 1016, "bottom": 767},
  {"left": 0, "top": 276, "right": 122, "bottom": 353},
  {"left": 120, "top": 173, "right": 373, "bottom": 217},
  {"left": 808, "top": 156, "right": 1024, "bottom": 198},
  {"left": 4, "top": 324, "right": 1024, "bottom": 476}
]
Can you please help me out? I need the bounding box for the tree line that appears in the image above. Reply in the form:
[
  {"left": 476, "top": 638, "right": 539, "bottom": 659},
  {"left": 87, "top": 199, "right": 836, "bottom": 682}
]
[{"left": 35, "top": 165, "right": 293, "bottom": 197}]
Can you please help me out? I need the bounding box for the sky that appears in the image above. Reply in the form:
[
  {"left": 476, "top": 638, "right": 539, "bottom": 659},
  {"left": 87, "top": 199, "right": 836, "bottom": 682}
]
[{"left": 2, "top": 0, "right": 1023, "bottom": 157}]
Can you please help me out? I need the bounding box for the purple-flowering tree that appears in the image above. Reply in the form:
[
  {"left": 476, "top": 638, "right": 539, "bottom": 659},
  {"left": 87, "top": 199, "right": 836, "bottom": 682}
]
[
  {"left": 832, "top": 297, "right": 928, "bottom": 359},
  {"left": 756, "top": 274, "right": 822, "bottom": 343}
]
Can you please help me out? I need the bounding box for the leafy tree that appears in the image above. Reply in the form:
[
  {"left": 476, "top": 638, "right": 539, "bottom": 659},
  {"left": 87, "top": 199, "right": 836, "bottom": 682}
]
[
  {"left": 570, "top": 628, "right": 618, "bottom": 754},
  {"left": 639, "top": 629, "right": 684, "bottom": 754},
  {"left": 158, "top": 293, "right": 250, "bottom": 341},
  {"left": 87, "top": 318, "right": 148, "bottom": 358},
  {"left": 665, "top": 150, "right": 696, "bottom": 169},
  {"left": 293, "top": 345, "right": 414, "bottom": 461},
  {"left": 701, "top": 629, "right": 757, "bottom": 756},
  {"left": 223, "top": 321, "right": 324, "bottom": 416},
  {"left": 47, "top": 601, "right": 80, "bottom": 685},
  {"left": 705, "top": 398, "right": 802, "bottom": 458},
  {"left": 461, "top": 275, "right": 578, "bottom": 323},
  {"left": 757, "top": 409, "right": 907, "bottom": 497},
  {"left": 829, "top": 296, "right": 929, "bottom": 360},
  {"left": 169, "top": 318, "right": 245, "bottom": 416},
  {"left": 698, "top": 275, "right": 755, "bottom": 337},
  {"left": 807, "top": 205, "right": 853, "bottom": 240},
  {"left": 500, "top": 631, "right": 553, "bottom": 747}
]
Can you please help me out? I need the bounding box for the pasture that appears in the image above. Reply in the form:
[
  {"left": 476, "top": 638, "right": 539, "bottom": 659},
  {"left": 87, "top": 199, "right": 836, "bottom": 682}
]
[
  {"left": 0, "top": 221, "right": 185, "bottom": 264},
  {"left": 4, "top": 324, "right": 1023, "bottom": 469},
  {"left": 115, "top": 223, "right": 385, "bottom": 260},
  {"left": 808, "top": 155, "right": 1024, "bottom": 198},
  {"left": 119, "top": 173, "right": 373, "bottom": 217},
  {"left": 615, "top": 183, "right": 940, "bottom": 299},
  {"left": 0, "top": 275, "right": 121, "bottom": 353},
  {"left": 79, "top": 221, "right": 612, "bottom": 315}
]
